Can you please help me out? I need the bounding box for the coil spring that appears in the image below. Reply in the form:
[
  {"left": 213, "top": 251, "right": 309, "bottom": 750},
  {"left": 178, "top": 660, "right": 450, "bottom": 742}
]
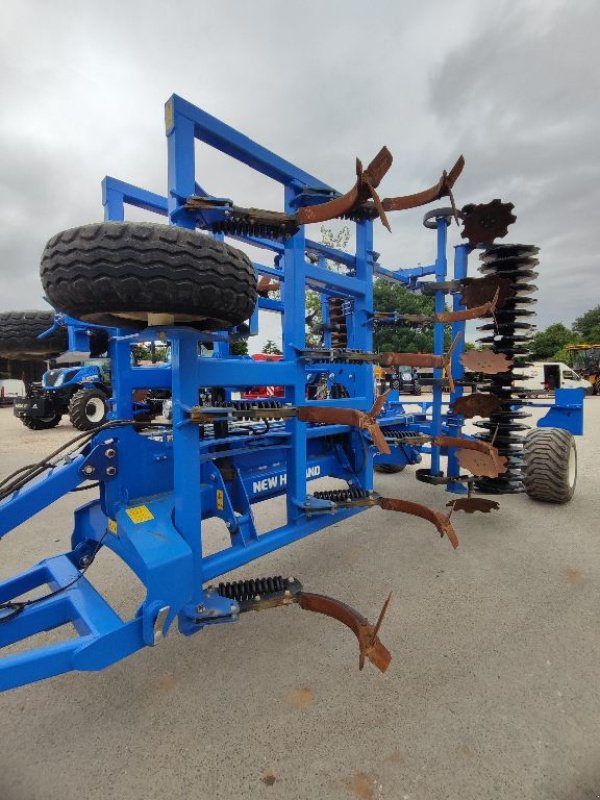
[
  {"left": 210, "top": 220, "right": 297, "bottom": 240},
  {"left": 328, "top": 297, "right": 349, "bottom": 349},
  {"left": 217, "top": 576, "right": 289, "bottom": 602},
  {"left": 313, "top": 488, "right": 370, "bottom": 502},
  {"left": 473, "top": 243, "right": 539, "bottom": 493},
  {"left": 211, "top": 399, "right": 283, "bottom": 420},
  {"left": 384, "top": 428, "right": 420, "bottom": 444}
]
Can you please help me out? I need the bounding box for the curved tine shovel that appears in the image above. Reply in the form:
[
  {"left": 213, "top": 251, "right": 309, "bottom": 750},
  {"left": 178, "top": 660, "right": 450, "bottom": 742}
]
[
  {"left": 297, "top": 591, "right": 392, "bottom": 672},
  {"left": 297, "top": 146, "right": 393, "bottom": 229},
  {"left": 382, "top": 155, "right": 465, "bottom": 213},
  {"left": 435, "top": 287, "right": 500, "bottom": 324},
  {"left": 378, "top": 497, "right": 459, "bottom": 549}
]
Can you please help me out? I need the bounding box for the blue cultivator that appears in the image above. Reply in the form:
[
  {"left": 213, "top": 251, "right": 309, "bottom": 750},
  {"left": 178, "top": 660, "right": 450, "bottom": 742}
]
[{"left": 0, "top": 95, "right": 584, "bottom": 691}]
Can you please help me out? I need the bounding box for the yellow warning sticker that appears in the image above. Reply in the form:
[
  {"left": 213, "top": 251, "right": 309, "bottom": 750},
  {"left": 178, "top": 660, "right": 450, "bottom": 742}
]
[
  {"left": 216, "top": 489, "right": 224, "bottom": 511},
  {"left": 126, "top": 505, "right": 155, "bottom": 524},
  {"left": 107, "top": 518, "right": 118, "bottom": 535}
]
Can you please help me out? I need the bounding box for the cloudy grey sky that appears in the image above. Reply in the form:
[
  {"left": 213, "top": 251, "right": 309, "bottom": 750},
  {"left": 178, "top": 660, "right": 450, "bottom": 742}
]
[{"left": 1, "top": 0, "right": 598, "bottom": 350}]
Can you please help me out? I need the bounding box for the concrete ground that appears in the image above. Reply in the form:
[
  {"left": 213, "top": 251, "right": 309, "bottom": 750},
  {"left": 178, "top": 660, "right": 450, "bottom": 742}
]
[{"left": 0, "top": 400, "right": 599, "bottom": 800}]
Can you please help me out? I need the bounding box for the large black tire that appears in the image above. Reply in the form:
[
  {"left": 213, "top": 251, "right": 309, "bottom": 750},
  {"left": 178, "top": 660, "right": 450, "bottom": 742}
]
[
  {"left": 41, "top": 222, "right": 257, "bottom": 330},
  {"left": 0, "top": 311, "right": 68, "bottom": 360},
  {"left": 68, "top": 388, "right": 108, "bottom": 431},
  {"left": 21, "top": 412, "right": 62, "bottom": 430},
  {"left": 523, "top": 427, "right": 577, "bottom": 503},
  {"left": 374, "top": 463, "right": 406, "bottom": 474}
]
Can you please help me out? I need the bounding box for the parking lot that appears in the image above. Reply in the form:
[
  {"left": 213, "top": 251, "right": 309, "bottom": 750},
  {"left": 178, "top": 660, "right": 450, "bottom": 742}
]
[{"left": 1, "top": 400, "right": 599, "bottom": 800}]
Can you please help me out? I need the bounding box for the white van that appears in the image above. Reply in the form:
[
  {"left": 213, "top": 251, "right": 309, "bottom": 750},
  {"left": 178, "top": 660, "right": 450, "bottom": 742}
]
[
  {"left": 0, "top": 378, "right": 26, "bottom": 405},
  {"left": 521, "top": 362, "right": 591, "bottom": 396}
]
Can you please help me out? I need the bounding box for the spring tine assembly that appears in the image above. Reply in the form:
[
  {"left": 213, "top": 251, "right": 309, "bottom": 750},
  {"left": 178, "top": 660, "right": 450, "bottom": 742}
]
[{"left": 217, "top": 576, "right": 392, "bottom": 673}]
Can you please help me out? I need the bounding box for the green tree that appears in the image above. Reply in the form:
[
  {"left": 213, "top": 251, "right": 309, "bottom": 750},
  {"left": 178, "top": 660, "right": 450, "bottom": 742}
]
[
  {"left": 230, "top": 339, "right": 249, "bottom": 356},
  {"left": 262, "top": 339, "right": 282, "bottom": 355},
  {"left": 573, "top": 305, "right": 600, "bottom": 343},
  {"left": 373, "top": 280, "right": 451, "bottom": 352},
  {"left": 530, "top": 323, "right": 578, "bottom": 361}
]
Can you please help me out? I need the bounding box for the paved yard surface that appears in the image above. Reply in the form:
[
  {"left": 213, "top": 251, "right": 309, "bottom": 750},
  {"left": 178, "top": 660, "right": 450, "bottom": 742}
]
[{"left": 0, "top": 400, "right": 599, "bottom": 800}]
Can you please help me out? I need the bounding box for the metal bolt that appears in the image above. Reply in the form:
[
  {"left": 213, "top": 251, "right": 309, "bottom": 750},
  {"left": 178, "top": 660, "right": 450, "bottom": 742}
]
[
  {"left": 196, "top": 604, "right": 206, "bottom": 614},
  {"left": 83, "top": 464, "right": 95, "bottom": 475},
  {"left": 105, "top": 448, "right": 116, "bottom": 459},
  {"left": 106, "top": 466, "right": 117, "bottom": 477},
  {"left": 79, "top": 555, "right": 92, "bottom": 568}
]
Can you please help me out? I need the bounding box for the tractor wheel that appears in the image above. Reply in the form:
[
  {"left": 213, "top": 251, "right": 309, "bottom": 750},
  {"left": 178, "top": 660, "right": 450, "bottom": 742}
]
[
  {"left": 595, "top": 378, "right": 600, "bottom": 396},
  {"left": 68, "top": 389, "right": 108, "bottom": 431},
  {"left": 0, "top": 310, "right": 67, "bottom": 360},
  {"left": 41, "top": 222, "right": 257, "bottom": 330},
  {"left": 523, "top": 427, "right": 577, "bottom": 504},
  {"left": 413, "top": 383, "right": 422, "bottom": 396},
  {"left": 21, "top": 412, "right": 62, "bottom": 430},
  {"left": 374, "top": 463, "right": 406, "bottom": 474}
]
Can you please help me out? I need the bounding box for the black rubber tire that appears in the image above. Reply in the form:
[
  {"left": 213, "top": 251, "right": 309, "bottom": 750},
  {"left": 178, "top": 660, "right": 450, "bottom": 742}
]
[
  {"left": 413, "top": 383, "right": 422, "bottom": 396},
  {"left": 21, "top": 412, "right": 62, "bottom": 430},
  {"left": 0, "top": 311, "right": 67, "bottom": 360},
  {"left": 374, "top": 463, "right": 406, "bottom": 474},
  {"left": 41, "top": 222, "right": 257, "bottom": 330},
  {"left": 594, "top": 378, "right": 600, "bottom": 396},
  {"left": 68, "top": 388, "right": 108, "bottom": 431},
  {"left": 523, "top": 427, "right": 577, "bottom": 504}
]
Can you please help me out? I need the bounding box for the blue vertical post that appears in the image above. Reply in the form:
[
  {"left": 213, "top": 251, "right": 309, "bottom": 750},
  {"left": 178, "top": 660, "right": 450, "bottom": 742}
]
[
  {"left": 430, "top": 217, "right": 448, "bottom": 476},
  {"left": 446, "top": 243, "right": 469, "bottom": 492},
  {"left": 283, "top": 185, "right": 307, "bottom": 523},
  {"left": 354, "top": 220, "right": 375, "bottom": 490},
  {"left": 171, "top": 329, "right": 204, "bottom": 608},
  {"left": 166, "top": 100, "right": 196, "bottom": 230}
]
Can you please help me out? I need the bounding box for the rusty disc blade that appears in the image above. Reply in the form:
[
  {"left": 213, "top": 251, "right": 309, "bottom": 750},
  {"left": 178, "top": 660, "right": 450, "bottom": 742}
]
[
  {"left": 446, "top": 497, "right": 500, "bottom": 514},
  {"left": 460, "top": 199, "right": 516, "bottom": 248},
  {"left": 449, "top": 393, "right": 502, "bottom": 419},
  {"left": 456, "top": 448, "right": 508, "bottom": 479},
  {"left": 460, "top": 350, "right": 513, "bottom": 375},
  {"left": 460, "top": 275, "right": 514, "bottom": 310}
]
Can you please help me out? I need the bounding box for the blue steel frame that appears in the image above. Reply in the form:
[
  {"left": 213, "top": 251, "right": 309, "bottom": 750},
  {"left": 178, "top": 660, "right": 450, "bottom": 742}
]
[{"left": 0, "top": 95, "right": 584, "bottom": 691}]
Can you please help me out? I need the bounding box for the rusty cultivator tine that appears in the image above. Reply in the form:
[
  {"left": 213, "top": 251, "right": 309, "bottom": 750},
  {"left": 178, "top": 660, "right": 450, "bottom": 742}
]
[
  {"left": 297, "top": 146, "right": 393, "bottom": 229},
  {"left": 256, "top": 276, "right": 280, "bottom": 297},
  {"left": 382, "top": 155, "right": 465, "bottom": 215},
  {"left": 297, "top": 390, "right": 391, "bottom": 455},
  {"left": 297, "top": 592, "right": 392, "bottom": 672},
  {"left": 378, "top": 497, "right": 459, "bottom": 549}
]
